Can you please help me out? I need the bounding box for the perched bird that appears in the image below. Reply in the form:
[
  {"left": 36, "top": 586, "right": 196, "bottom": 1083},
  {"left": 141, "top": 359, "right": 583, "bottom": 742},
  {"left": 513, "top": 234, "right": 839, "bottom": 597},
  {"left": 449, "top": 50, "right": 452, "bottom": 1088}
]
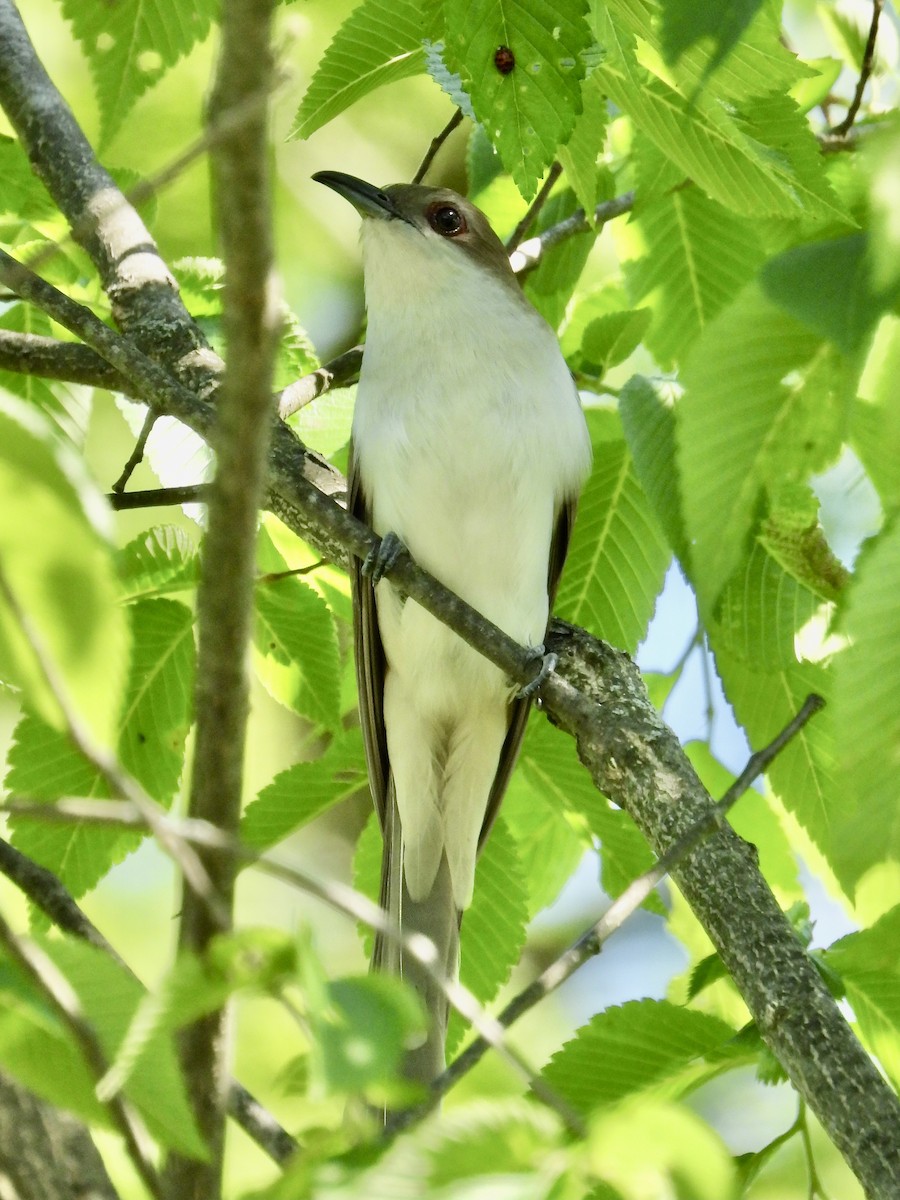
[{"left": 313, "top": 171, "right": 592, "bottom": 1090}]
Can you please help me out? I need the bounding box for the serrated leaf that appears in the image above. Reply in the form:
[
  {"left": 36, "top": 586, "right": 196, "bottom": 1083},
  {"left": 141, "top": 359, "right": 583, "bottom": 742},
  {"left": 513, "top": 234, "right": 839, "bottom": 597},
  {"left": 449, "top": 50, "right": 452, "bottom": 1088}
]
[
  {"left": 446, "top": 818, "right": 529, "bottom": 1055},
  {"left": 523, "top": 187, "right": 597, "bottom": 328},
  {"left": 116, "top": 525, "right": 199, "bottom": 599},
  {"left": 557, "top": 71, "right": 611, "bottom": 217},
  {"left": 604, "top": 0, "right": 810, "bottom": 104},
  {"left": 0, "top": 393, "right": 127, "bottom": 747},
  {"left": 541, "top": 998, "right": 735, "bottom": 1113},
  {"left": 712, "top": 542, "right": 828, "bottom": 670},
  {"left": 596, "top": 12, "right": 844, "bottom": 224},
  {"left": 253, "top": 529, "right": 340, "bottom": 729},
  {"left": 288, "top": 383, "right": 356, "bottom": 461},
  {"left": 519, "top": 717, "right": 659, "bottom": 911},
  {"left": 713, "top": 649, "right": 840, "bottom": 885},
  {"left": 556, "top": 414, "right": 670, "bottom": 653},
  {"left": 677, "top": 284, "right": 822, "bottom": 607},
  {"left": 0, "top": 135, "right": 57, "bottom": 221},
  {"left": 7, "top": 598, "right": 194, "bottom": 897},
  {"left": 830, "top": 521, "right": 900, "bottom": 889},
  {"left": 621, "top": 144, "right": 764, "bottom": 367},
  {"left": 442, "top": 0, "right": 593, "bottom": 199},
  {"left": 240, "top": 731, "right": 367, "bottom": 851},
  {"left": 60, "top": 0, "right": 218, "bottom": 146},
  {"left": 502, "top": 767, "right": 585, "bottom": 917},
  {"left": 618, "top": 375, "right": 688, "bottom": 563},
  {"left": 659, "top": 0, "right": 764, "bottom": 83},
  {"left": 292, "top": 0, "right": 426, "bottom": 139}
]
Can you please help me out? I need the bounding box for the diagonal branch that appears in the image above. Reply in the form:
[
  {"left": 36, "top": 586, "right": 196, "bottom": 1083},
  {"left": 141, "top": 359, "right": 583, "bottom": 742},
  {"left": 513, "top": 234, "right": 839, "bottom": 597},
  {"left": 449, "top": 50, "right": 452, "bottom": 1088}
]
[{"left": 831, "top": 0, "right": 884, "bottom": 136}]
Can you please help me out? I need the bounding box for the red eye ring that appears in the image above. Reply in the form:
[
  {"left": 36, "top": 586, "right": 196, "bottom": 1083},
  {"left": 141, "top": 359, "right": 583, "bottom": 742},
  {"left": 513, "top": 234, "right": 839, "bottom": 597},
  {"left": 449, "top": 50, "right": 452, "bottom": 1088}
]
[{"left": 426, "top": 203, "right": 467, "bottom": 237}]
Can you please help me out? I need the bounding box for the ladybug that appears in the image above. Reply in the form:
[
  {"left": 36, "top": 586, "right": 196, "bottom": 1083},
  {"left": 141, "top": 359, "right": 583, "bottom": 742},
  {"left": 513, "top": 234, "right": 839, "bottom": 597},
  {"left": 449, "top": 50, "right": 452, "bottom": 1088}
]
[{"left": 494, "top": 45, "right": 515, "bottom": 75}]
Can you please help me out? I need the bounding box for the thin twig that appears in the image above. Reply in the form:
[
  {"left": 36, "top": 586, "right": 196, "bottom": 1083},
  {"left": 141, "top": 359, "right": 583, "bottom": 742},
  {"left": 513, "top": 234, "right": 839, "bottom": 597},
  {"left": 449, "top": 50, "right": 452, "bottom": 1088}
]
[
  {"left": 384, "top": 693, "right": 826, "bottom": 1137},
  {"left": 0, "top": 559, "right": 229, "bottom": 929},
  {"left": 0, "top": 835, "right": 298, "bottom": 1165},
  {"left": 411, "top": 109, "right": 464, "bottom": 185},
  {"left": 111, "top": 406, "right": 157, "bottom": 494},
  {"left": 107, "top": 485, "right": 209, "bottom": 510},
  {"left": 831, "top": 0, "right": 884, "bottom": 136},
  {"left": 277, "top": 344, "right": 362, "bottom": 420},
  {"left": 0, "top": 909, "right": 162, "bottom": 1198},
  {"left": 505, "top": 162, "right": 562, "bottom": 253},
  {"left": 509, "top": 190, "right": 635, "bottom": 275}
]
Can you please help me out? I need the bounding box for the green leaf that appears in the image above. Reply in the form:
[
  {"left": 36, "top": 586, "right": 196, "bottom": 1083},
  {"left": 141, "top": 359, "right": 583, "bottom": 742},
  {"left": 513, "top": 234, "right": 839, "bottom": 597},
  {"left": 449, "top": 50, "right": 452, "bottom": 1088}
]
[
  {"left": 447, "top": 819, "right": 529, "bottom": 1055},
  {"left": 523, "top": 187, "right": 598, "bottom": 329},
  {"left": 557, "top": 71, "right": 611, "bottom": 218},
  {"left": 0, "top": 135, "right": 57, "bottom": 221},
  {"left": 253, "top": 530, "right": 341, "bottom": 730},
  {"left": 541, "top": 998, "right": 735, "bottom": 1114},
  {"left": 46, "top": 938, "right": 207, "bottom": 1156},
  {"left": 853, "top": 316, "right": 900, "bottom": 513},
  {"left": 292, "top": 0, "right": 426, "bottom": 139},
  {"left": 502, "top": 766, "right": 586, "bottom": 917},
  {"left": 116, "top": 525, "right": 199, "bottom": 599},
  {"left": 712, "top": 542, "right": 829, "bottom": 670},
  {"left": 618, "top": 375, "right": 688, "bottom": 563},
  {"left": 831, "top": 520, "right": 900, "bottom": 889},
  {"left": 240, "top": 731, "right": 367, "bottom": 851},
  {"left": 441, "top": 0, "right": 593, "bottom": 199},
  {"left": 659, "top": 0, "right": 764, "bottom": 83},
  {"left": 589, "top": 1098, "right": 739, "bottom": 1200},
  {"left": 7, "top": 598, "right": 194, "bottom": 898},
  {"left": 316, "top": 974, "right": 427, "bottom": 1094},
  {"left": 556, "top": 413, "right": 671, "bottom": 654},
  {"left": 621, "top": 144, "right": 764, "bottom": 367},
  {"left": 761, "top": 234, "right": 900, "bottom": 356},
  {"left": 824, "top": 918, "right": 900, "bottom": 1091},
  {"left": 595, "top": 12, "right": 844, "bottom": 224},
  {"left": 287, "top": 383, "right": 356, "bottom": 462},
  {"left": 579, "top": 308, "right": 651, "bottom": 375},
  {"left": 60, "top": 0, "right": 218, "bottom": 146},
  {"left": 713, "top": 650, "right": 839, "bottom": 883},
  {"left": 677, "top": 284, "right": 822, "bottom": 607},
  {"left": 0, "top": 392, "right": 128, "bottom": 748},
  {"left": 0, "top": 306, "right": 92, "bottom": 449},
  {"left": 425, "top": 1099, "right": 563, "bottom": 1188},
  {"left": 519, "top": 718, "right": 659, "bottom": 910}
]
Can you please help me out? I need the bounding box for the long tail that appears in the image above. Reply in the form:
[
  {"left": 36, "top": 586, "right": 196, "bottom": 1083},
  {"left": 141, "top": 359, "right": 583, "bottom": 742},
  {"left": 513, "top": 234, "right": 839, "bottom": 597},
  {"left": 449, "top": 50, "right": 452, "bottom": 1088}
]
[{"left": 372, "top": 785, "right": 460, "bottom": 1090}]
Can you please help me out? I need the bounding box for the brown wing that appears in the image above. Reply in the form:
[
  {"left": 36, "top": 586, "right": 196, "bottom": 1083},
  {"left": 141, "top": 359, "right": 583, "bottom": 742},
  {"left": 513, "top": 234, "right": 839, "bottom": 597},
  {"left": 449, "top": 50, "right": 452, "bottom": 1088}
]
[
  {"left": 477, "top": 491, "right": 580, "bottom": 848},
  {"left": 348, "top": 446, "right": 390, "bottom": 829}
]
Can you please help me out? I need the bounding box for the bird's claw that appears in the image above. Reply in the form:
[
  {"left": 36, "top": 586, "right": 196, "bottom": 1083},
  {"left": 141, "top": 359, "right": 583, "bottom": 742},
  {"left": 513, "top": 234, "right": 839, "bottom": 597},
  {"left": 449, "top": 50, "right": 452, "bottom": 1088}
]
[
  {"left": 518, "top": 647, "right": 558, "bottom": 699},
  {"left": 362, "top": 531, "right": 405, "bottom": 584}
]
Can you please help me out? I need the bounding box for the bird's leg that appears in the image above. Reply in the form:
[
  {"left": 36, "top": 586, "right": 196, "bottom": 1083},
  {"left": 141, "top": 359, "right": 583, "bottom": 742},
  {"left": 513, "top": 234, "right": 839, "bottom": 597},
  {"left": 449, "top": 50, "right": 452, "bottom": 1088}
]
[
  {"left": 363, "top": 531, "right": 406, "bottom": 584},
  {"left": 518, "top": 646, "right": 558, "bottom": 699}
]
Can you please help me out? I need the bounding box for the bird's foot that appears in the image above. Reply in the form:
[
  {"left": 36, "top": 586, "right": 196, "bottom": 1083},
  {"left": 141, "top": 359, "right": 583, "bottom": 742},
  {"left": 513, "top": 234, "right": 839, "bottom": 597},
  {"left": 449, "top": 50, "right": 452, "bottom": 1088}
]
[
  {"left": 362, "top": 531, "right": 405, "bottom": 584},
  {"left": 518, "top": 646, "right": 558, "bottom": 699}
]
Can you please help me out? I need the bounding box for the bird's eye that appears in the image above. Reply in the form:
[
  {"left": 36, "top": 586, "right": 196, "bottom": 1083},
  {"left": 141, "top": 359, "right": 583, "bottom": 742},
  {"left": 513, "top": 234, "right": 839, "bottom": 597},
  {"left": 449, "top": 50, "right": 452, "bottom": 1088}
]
[{"left": 426, "top": 204, "right": 467, "bottom": 237}]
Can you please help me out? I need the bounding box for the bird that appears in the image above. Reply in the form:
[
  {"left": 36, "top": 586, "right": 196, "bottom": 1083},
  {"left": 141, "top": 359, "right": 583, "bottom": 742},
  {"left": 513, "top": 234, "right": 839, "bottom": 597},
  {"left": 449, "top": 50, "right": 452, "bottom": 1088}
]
[{"left": 313, "top": 170, "right": 592, "bottom": 1093}]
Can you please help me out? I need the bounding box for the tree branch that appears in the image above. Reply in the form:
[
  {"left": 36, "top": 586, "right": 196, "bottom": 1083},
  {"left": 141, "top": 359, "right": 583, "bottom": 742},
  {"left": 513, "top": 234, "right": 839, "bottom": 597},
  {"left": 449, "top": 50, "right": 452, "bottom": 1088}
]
[
  {"left": 0, "top": 1072, "right": 121, "bottom": 1200},
  {"left": 164, "top": 0, "right": 281, "bottom": 1195},
  {"left": 411, "top": 108, "right": 464, "bottom": 184},
  {"left": 0, "top": 328, "right": 131, "bottom": 390}
]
